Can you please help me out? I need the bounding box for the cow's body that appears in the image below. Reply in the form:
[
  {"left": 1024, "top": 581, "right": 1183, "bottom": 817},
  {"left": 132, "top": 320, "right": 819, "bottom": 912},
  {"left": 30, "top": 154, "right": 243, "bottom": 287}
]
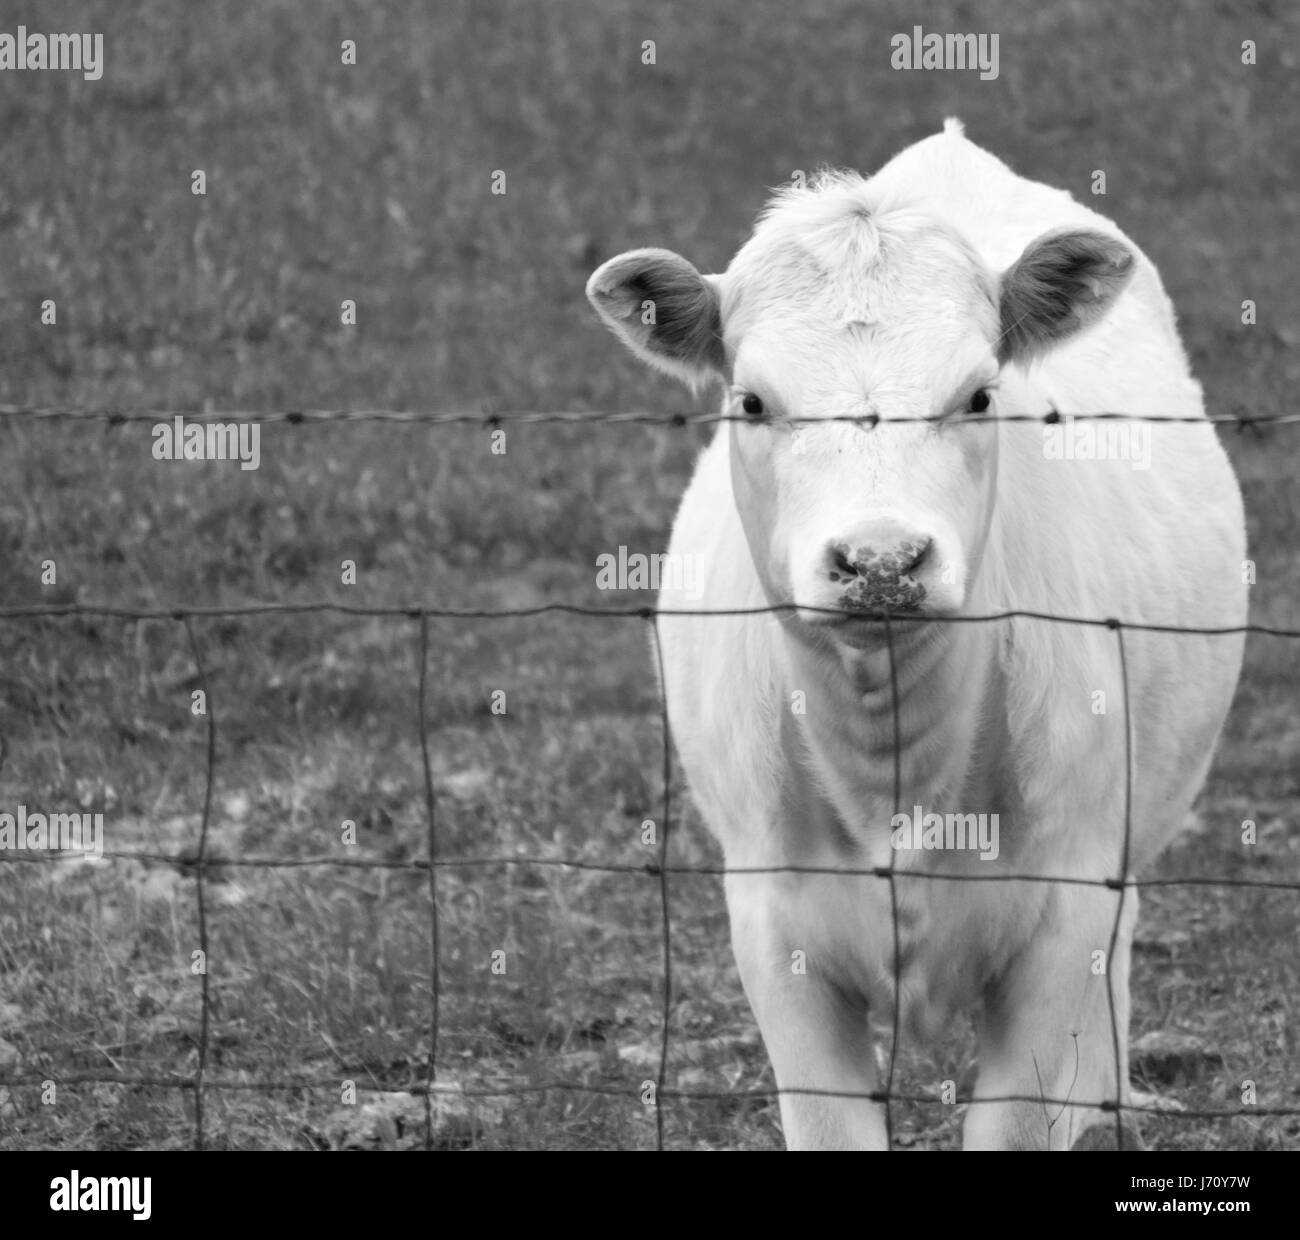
[{"left": 588, "top": 121, "right": 1246, "bottom": 1149}]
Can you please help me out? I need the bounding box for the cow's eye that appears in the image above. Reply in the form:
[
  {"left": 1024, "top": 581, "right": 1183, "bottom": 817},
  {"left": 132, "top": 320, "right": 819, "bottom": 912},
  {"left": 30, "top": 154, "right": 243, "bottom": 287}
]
[
  {"left": 967, "top": 388, "right": 991, "bottom": 414},
  {"left": 741, "top": 393, "right": 765, "bottom": 418}
]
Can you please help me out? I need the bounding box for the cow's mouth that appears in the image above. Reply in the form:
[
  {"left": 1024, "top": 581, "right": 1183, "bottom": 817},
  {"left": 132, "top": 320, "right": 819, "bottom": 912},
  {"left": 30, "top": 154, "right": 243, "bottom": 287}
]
[{"left": 797, "top": 605, "right": 935, "bottom": 652}]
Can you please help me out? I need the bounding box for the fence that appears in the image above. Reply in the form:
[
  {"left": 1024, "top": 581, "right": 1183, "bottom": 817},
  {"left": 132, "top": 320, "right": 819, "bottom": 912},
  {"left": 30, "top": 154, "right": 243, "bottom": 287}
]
[{"left": 1, "top": 404, "right": 1298, "bottom": 1151}]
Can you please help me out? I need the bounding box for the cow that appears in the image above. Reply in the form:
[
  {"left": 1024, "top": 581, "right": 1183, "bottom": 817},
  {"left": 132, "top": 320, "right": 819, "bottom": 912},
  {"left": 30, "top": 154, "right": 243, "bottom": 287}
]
[{"left": 585, "top": 119, "right": 1247, "bottom": 1150}]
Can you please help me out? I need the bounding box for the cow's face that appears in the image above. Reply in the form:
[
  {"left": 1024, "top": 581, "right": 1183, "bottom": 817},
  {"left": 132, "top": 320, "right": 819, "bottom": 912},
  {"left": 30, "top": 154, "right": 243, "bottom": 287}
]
[
  {"left": 588, "top": 182, "right": 1133, "bottom": 644},
  {"left": 721, "top": 209, "right": 1004, "bottom": 636}
]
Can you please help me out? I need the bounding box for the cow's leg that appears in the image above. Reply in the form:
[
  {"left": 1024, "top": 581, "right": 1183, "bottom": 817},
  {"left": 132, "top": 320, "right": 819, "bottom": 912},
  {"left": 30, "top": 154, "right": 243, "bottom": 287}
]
[
  {"left": 726, "top": 873, "right": 888, "bottom": 1150},
  {"left": 964, "top": 883, "right": 1139, "bottom": 1150}
]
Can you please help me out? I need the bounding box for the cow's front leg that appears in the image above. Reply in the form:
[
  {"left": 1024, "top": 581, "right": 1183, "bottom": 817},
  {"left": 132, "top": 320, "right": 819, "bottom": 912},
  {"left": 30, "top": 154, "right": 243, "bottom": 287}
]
[
  {"left": 726, "top": 873, "right": 888, "bottom": 1150},
  {"left": 964, "top": 883, "right": 1138, "bottom": 1150}
]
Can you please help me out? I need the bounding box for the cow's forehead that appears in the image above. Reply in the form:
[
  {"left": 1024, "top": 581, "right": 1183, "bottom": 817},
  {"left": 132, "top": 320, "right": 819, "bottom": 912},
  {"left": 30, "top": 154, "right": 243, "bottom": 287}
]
[
  {"left": 720, "top": 240, "right": 998, "bottom": 392},
  {"left": 721, "top": 199, "right": 998, "bottom": 346}
]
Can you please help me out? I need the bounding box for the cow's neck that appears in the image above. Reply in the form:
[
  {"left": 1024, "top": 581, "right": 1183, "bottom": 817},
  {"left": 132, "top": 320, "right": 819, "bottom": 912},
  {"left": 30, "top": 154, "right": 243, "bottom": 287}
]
[{"left": 782, "top": 615, "right": 1002, "bottom": 838}]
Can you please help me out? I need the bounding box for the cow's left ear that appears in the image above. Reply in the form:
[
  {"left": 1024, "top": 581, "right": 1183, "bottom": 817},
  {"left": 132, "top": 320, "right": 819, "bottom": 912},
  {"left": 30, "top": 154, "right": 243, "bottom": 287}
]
[
  {"left": 586, "top": 248, "right": 725, "bottom": 389},
  {"left": 997, "top": 228, "right": 1135, "bottom": 365}
]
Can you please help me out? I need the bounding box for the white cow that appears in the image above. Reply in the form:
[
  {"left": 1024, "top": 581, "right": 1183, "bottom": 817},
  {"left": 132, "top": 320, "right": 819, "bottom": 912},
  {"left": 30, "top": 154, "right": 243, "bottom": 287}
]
[{"left": 586, "top": 120, "right": 1246, "bottom": 1150}]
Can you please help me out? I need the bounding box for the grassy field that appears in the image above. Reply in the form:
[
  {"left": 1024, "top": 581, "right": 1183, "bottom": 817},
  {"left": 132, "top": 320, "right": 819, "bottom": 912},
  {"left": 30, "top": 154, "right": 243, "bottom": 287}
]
[{"left": 0, "top": 0, "right": 1296, "bottom": 1150}]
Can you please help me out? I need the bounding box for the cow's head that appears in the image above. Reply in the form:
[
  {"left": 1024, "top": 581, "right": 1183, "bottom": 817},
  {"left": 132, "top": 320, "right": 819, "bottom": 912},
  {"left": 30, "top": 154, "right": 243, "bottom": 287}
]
[{"left": 587, "top": 175, "right": 1133, "bottom": 645}]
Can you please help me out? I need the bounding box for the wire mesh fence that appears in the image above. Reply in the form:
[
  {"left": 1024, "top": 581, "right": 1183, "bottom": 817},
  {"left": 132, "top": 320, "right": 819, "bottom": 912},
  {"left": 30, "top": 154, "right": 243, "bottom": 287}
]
[{"left": 1, "top": 405, "right": 1297, "bottom": 1151}]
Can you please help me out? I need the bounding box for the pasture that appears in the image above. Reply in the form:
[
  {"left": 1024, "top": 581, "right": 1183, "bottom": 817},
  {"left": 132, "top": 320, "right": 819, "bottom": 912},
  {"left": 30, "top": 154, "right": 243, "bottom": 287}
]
[{"left": 0, "top": 0, "right": 1296, "bottom": 1150}]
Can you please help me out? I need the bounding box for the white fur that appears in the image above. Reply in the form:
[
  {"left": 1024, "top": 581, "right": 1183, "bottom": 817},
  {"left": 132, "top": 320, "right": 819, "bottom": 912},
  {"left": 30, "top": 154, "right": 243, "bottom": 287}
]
[{"left": 592, "top": 121, "right": 1247, "bottom": 1149}]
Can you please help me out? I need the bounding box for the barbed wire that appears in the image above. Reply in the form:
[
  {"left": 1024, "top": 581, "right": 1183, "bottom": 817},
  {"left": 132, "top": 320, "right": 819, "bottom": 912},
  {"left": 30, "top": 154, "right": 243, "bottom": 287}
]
[
  {"left": 2, "top": 600, "right": 1297, "bottom": 638},
  {"left": 0, "top": 402, "right": 1296, "bottom": 429}
]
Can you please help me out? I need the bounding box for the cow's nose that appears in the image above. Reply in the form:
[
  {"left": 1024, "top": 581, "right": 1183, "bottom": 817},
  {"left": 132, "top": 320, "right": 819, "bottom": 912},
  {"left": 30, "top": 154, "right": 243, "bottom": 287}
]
[{"left": 825, "top": 526, "right": 932, "bottom": 611}]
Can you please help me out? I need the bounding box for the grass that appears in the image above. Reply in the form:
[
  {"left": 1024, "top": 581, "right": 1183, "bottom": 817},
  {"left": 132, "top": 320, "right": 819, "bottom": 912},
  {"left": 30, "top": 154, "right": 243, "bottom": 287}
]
[{"left": 0, "top": 0, "right": 1296, "bottom": 1150}]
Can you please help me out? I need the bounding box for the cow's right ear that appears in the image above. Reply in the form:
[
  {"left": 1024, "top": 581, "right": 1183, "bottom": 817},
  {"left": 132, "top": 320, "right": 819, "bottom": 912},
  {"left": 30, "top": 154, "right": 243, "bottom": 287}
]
[{"left": 586, "top": 248, "right": 725, "bottom": 388}]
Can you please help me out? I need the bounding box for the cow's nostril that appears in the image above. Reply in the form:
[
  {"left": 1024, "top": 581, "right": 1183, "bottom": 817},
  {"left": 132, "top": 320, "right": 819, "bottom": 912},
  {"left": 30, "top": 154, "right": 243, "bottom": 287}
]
[
  {"left": 904, "top": 539, "right": 931, "bottom": 574},
  {"left": 828, "top": 544, "right": 857, "bottom": 582},
  {"left": 830, "top": 539, "right": 931, "bottom": 582}
]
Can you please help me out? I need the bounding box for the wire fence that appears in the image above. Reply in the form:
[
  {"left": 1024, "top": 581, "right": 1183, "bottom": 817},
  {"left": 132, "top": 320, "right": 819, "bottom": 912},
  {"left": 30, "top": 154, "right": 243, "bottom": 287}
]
[
  {"left": 1, "top": 403, "right": 1298, "bottom": 428},
  {"left": 1, "top": 404, "right": 1297, "bottom": 1151}
]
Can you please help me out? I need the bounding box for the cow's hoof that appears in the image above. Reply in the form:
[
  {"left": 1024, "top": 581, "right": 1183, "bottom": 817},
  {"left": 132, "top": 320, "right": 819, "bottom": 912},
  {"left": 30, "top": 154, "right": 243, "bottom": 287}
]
[{"left": 1071, "top": 1122, "right": 1144, "bottom": 1151}]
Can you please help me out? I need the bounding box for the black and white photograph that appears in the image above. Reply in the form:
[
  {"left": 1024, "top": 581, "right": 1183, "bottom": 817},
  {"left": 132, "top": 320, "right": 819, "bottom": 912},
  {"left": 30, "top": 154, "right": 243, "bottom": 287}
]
[{"left": 0, "top": 0, "right": 1295, "bottom": 1201}]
